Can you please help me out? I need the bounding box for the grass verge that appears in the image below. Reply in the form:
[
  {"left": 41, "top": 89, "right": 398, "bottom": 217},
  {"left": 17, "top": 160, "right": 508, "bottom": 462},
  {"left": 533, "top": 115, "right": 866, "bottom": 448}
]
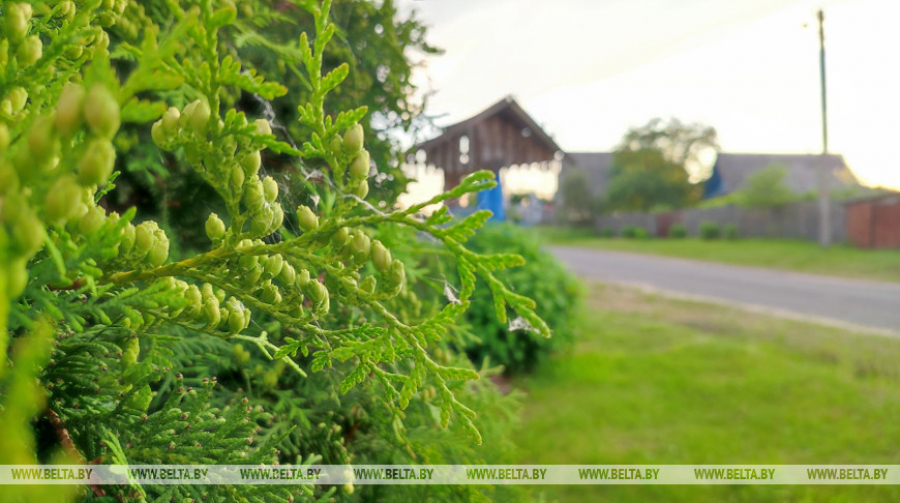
[
  {"left": 515, "top": 282, "right": 900, "bottom": 502},
  {"left": 537, "top": 226, "right": 900, "bottom": 283}
]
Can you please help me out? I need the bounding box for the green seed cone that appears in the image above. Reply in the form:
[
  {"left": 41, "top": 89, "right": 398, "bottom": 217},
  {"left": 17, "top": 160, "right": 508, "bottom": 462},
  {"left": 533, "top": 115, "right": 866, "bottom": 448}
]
[
  {"left": 298, "top": 205, "right": 318, "bottom": 232},
  {"left": 351, "top": 232, "right": 371, "bottom": 260},
  {"left": 228, "top": 308, "right": 245, "bottom": 334},
  {"left": 134, "top": 222, "right": 156, "bottom": 259},
  {"left": 12, "top": 210, "right": 44, "bottom": 257},
  {"left": 262, "top": 176, "right": 278, "bottom": 202},
  {"left": 6, "top": 258, "right": 28, "bottom": 298},
  {"left": 78, "top": 206, "right": 106, "bottom": 235},
  {"left": 265, "top": 254, "right": 284, "bottom": 278},
  {"left": 241, "top": 150, "right": 262, "bottom": 177},
  {"left": 162, "top": 107, "right": 180, "bottom": 133},
  {"left": 372, "top": 241, "right": 392, "bottom": 272},
  {"left": 243, "top": 179, "right": 265, "bottom": 211},
  {"left": 280, "top": 263, "right": 296, "bottom": 285},
  {"left": 205, "top": 213, "right": 226, "bottom": 241},
  {"left": 332, "top": 227, "right": 350, "bottom": 248},
  {"left": 56, "top": 83, "right": 85, "bottom": 139},
  {"left": 84, "top": 84, "right": 120, "bottom": 139},
  {"left": 355, "top": 180, "right": 369, "bottom": 199},
  {"left": 343, "top": 124, "right": 364, "bottom": 152},
  {"left": 359, "top": 276, "right": 376, "bottom": 296},
  {"left": 4, "top": 4, "right": 31, "bottom": 42},
  {"left": 120, "top": 223, "right": 136, "bottom": 254},
  {"left": 349, "top": 150, "right": 370, "bottom": 180},
  {"left": 7, "top": 87, "right": 28, "bottom": 114},
  {"left": 296, "top": 269, "right": 311, "bottom": 288},
  {"left": 254, "top": 118, "right": 272, "bottom": 136},
  {"left": 189, "top": 99, "right": 211, "bottom": 133},
  {"left": 16, "top": 35, "right": 42, "bottom": 67},
  {"left": 151, "top": 121, "right": 167, "bottom": 148},
  {"left": 28, "top": 114, "right": 57, "bottom": 164},
  {"left": 147, "top": 230, "right": 169, "bottom": 267},
  {"left": 45, "top": 176, "right": 82, "bottom": 224},
  {"left": 77, "top": 139, "right": 116, "bottom": 186}
]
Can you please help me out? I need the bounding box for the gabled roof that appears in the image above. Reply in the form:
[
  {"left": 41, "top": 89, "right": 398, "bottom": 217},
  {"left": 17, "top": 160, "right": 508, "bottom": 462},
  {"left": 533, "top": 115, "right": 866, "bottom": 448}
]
[
  {"left": 417, "top": 96, "right": 561, "bottom": 154},
  {"left": 712, "top": 153, "right": 859, "bottom": 194},
  {"left": 559, "top": 151, "right": 862, "bottom": 200},
  {"left": 560, "top": 152, "right": 614, "bottom": 196}
]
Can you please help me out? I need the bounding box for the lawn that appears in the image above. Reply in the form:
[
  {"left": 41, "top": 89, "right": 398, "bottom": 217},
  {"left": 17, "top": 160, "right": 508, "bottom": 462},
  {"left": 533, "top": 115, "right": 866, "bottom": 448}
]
[
  {"left": 537, "top": 226, "right": 900, "bottom": 283},
  {"left": 515, "top": 282, "right": 900, "bottom": 502}
]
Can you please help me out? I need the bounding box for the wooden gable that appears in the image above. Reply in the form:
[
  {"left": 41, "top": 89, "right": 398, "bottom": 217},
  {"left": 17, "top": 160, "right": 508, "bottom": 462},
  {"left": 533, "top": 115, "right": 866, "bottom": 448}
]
[{"left": 416, "top": 97, "right": 561, "bottom": 178}]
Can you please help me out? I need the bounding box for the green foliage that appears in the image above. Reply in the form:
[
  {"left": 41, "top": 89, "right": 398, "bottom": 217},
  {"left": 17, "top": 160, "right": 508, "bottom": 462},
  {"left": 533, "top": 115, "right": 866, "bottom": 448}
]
[
  {"left": 458, "top": 224, "right": 582, "bottom": 374},
  {"left": 621, "top": 226, "right": 647, "bottom": 239},
  {"left": 558, "top": 169, "right": 596, "bottom": 226},
  {"left": 0, "top": 2, "right": 548, "bottom": 502},
  {"left": 604, "top": 159, "right": 692, "bottom": 213},
  {"left": 668, "top": 224, "right": 687, "bottom": 238},
  {"left": 599, "top": 227, "right": 615, "bottom": 238},
  {"left": 734, "top": 164, "right": 798, "bottom": 209},
  {"left": 723, "top": 223, "right": 739, "bottom": 240},
  {"left": 695, "top": 191, "right": 740, "bottom": 209},
  {"left": 109, "top": 0, "right": 440, "bottom": 251},
  {"left": 699, "top": 221, "right": 721, "bottom": 239},
  {"left": 604, "top": 118, "right": 718, "bottom": 212}
]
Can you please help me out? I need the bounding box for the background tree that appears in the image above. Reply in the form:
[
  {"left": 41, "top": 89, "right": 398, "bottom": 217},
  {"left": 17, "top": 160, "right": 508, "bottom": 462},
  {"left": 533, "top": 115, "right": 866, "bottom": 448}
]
[
  {"left": 735, "top": 163, "right": 798, "bottom": 209},
  {"left": 558, "top": 169, "right": 597, "bottom": 225},
  {"left": 107, "top": 0, "right": 441, "bottom": 250},
  {"left": 604, "top": 118, "right": 718, "bottom": 212}
]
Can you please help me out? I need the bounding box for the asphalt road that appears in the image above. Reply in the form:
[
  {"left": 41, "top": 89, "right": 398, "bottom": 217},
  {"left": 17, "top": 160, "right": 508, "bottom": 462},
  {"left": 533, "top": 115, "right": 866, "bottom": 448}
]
[{"left": 550, "top": 245, "right": 900, "bottom": 333}]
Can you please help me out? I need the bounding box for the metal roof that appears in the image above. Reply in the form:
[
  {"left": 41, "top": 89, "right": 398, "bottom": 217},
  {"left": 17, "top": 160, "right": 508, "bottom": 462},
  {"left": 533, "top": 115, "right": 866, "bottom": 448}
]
[
  {"left": 713, "top": 153, "right": 859, "bottom": 194},
  {"left": 560, "top": 152, "right": 614, "bottom": 195}
]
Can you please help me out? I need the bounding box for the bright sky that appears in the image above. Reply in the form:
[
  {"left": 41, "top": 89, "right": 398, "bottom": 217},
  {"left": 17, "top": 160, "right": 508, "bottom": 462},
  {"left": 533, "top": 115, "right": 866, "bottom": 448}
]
[{"left": 395, "top": 0, "right": 900, "bottom": 200}]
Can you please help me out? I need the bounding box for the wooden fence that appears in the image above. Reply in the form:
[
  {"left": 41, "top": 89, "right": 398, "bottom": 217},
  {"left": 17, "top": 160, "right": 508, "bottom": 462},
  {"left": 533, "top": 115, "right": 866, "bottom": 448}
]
[{"left": 596, "top": 200, "right": 847, "bottom": 243}]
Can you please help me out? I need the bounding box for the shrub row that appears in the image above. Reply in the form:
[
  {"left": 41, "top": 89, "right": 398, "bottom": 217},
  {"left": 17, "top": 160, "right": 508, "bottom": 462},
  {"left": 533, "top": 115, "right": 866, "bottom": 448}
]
[
  {"left": 596, "top": 222, "right": 740, "bottom": 239},
  {"left": 699, "top": 222, "right": 739, "bottom": 240}
]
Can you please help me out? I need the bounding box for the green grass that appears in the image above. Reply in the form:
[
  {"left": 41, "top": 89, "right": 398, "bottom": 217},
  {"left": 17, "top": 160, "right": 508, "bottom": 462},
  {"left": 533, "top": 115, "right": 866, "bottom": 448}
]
[
  {"left": 536, "top": 226, "right": 900, "bottom": 283},
  {"left": 514, "top": 283, "right": 900, "bottom": 502}
]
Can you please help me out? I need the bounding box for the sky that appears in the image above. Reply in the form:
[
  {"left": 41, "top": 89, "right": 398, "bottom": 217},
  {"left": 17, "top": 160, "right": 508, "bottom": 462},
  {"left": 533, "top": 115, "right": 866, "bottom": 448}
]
[{"left": 394, "top": 0, "right": 900, "bottom": 200}]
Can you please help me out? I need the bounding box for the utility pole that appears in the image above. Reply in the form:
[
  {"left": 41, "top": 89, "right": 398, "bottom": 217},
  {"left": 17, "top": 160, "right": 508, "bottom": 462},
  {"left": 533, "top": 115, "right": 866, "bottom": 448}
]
[{"left": 817, "top": 9, "right": 831, "bottom": 247}]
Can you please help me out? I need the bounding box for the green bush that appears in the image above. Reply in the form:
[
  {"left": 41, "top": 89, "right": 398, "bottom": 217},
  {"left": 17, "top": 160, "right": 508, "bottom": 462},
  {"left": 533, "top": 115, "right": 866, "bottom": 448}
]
[
  {"left": 559, "top": 169, "right": 596, "bottom": 225},
  {"left": 634, "top": 226, "right": 650, "bottom": 239},
  {"left": 669, "top": 224, "right": 687, "bottom": 238},
  {"left": 0, "top": 2, "right": 546, "bottom": 502},
  {"left": 461, "top": 224, "right": 583, "bottom": 373},
  {"left": 599, "top": 227, "right": 615, "bottom": 238},
  {"left": 724, "top": 223, "right": 739, "bottom": 240},
  {"left": 735, "top": 164, "right": 798, "bottom": 209},
  {"left": 621, "top": 226, "right": 637, "bottom": 238},
  {"left": 699, "top": 221, "right": 721, "bottom": 239}
]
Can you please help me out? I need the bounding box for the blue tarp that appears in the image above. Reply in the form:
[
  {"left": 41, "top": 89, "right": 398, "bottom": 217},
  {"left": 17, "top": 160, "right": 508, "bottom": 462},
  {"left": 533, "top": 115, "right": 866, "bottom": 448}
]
[{"left": 475, "top": 172, "right": 505, "bottom": 221}]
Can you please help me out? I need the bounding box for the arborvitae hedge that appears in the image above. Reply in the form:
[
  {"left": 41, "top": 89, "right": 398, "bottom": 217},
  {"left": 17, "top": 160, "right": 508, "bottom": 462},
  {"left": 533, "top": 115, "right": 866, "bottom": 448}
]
[{"left": 0, "top": 1, "right": 548, "bottom": 501}]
